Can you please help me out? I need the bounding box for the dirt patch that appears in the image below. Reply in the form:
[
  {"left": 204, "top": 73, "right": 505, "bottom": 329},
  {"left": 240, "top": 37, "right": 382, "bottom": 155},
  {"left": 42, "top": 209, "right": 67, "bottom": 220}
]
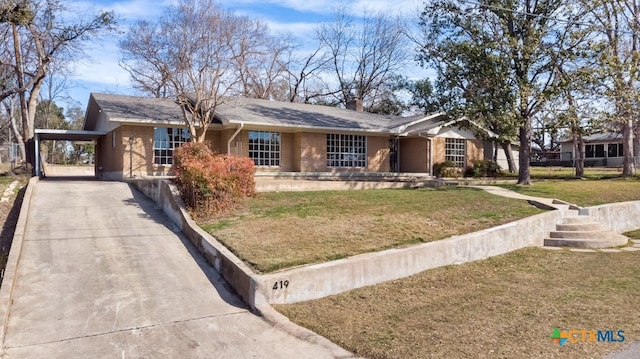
[{"left": 0, "top": 175, "right": 29, "bottom": 286}]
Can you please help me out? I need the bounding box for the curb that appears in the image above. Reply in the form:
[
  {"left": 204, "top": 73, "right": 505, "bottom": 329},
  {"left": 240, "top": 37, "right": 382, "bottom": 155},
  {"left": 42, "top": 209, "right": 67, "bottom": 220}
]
[
  {"left": 0, "top": 176, "right": 38, "bottom": 352},
  {"left": 256, "top": 304, "right": 359, "bottom": 358}
]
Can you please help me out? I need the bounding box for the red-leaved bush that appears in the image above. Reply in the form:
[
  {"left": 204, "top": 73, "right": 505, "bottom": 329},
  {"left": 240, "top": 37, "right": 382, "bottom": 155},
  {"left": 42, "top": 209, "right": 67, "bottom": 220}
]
[{"left": 173, "top": 142, "right": 256, "bottom": 218}]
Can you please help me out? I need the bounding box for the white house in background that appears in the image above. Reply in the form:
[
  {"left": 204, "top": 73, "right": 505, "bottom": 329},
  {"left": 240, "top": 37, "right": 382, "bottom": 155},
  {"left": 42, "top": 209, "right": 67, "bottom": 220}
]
[
  {"left": 483, "top": 142, "right": 520, "bottom": 171},
  {"left": 560, "top": 132, "right": 626, "bottom": 167}
]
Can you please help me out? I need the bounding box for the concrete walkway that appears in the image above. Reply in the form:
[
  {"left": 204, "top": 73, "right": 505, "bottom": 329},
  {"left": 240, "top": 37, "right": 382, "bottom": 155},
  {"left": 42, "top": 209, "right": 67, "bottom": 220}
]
[
  {"left": 470, "top": 185, "right": 559, "bottom": 207},
  {"left": 0, "top": 179, "right": 352, "bottom": 358}
]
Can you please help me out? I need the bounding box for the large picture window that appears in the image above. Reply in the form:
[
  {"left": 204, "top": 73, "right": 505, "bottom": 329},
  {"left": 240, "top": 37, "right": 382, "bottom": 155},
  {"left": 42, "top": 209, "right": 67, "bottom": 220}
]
[
  {"left": 153, "top": 127, "right": 190, "bottom": 165},
  {"left": 607, "top": 143, "right": 623, "bottom": 158},
  {"left": 326, "top": 134, "right": 367, "bottom": 168},
  {"left": 249, "top": 131, "right": 281, "bottom": 167},
  {"left": 445, "top": 138, "right": 466, "bottom": 168},
  {"left": 585, "top": 144, "right": 605, "bottom": 158}
]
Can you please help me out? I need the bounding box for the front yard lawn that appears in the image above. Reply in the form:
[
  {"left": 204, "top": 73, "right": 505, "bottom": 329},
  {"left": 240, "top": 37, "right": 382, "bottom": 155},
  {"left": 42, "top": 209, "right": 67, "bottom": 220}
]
[
  {"left": 201, "top": 187, "right": 543, "bottom": 273},
  {"left": 275, "top": 247, "right": 640, "bottom": 359}
]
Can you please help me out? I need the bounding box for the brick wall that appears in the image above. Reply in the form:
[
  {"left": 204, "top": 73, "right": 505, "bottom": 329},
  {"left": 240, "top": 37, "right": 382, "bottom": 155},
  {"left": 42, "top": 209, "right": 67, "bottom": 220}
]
[
  {"left": 367, "top": 136, "right": 391, "bottom": 172},
  {"left": 433, "top": 137, "right": 446, "bottom": 166},
  {"left": 96, "top": 127, "right": 124, "bottom": 179},
  {"left": 292, "top": 133, "right": 302, "bottom": 171},
  {"left": 299, "top": 133, "right": 327, "bottom": 172},
  {"left": 399, "top": 137, "right": 428, "bottom": 173},
  {"left": 466, "top": 139, "right": 484, "bottom": 167}
]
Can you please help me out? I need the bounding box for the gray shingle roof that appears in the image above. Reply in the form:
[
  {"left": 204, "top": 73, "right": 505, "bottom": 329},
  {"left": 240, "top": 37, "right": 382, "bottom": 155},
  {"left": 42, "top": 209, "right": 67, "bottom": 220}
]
[
  {"left": 560, "top": 132, "right": 624, "bottom": 143},
  {"left": 215, "top": 98, "right": 418, "bottom": 131},
  {"left": 90, "top": 93, "right": 186, "bottom": 126},
  {"left": 86, "top": 93, "right": 438, "bottom": 134}
]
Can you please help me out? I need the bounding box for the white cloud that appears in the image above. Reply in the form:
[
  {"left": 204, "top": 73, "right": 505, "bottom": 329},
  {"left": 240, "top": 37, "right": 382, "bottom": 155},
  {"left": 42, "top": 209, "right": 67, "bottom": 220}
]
[
  {"left": 222, "top": 0, "right": 421, "bottom": 17},
  {"left": 68, "top": 0, "right": 172, "bottom": 23}
]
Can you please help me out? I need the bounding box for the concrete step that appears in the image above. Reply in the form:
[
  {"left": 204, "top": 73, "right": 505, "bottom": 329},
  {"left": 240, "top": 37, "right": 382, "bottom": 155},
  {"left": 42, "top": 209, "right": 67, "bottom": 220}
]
[
  {"left": 562, "top": 215, "right": 595, "bottom": 224},
  {"left": 556, "top": 222, "right": 607, "bottom": 231},
  {"left": 549, "top": 229, "right": 616, "bottom": 239},
  {"left": 544, "top": 235, "right": 629, "bottom": 249}
]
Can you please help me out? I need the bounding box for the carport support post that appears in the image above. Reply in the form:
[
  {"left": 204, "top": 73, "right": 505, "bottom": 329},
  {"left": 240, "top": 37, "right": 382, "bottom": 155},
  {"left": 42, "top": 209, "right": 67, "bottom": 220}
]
[
  {"left": 34, "top": 134, "right": 40, "bottom": 177},
  {"left": 128, "top": 136, "right": 133, "bottom": 178}
]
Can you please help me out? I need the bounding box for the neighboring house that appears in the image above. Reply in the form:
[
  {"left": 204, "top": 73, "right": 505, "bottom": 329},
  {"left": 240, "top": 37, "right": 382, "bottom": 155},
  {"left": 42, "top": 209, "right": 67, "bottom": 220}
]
[
  {"left": 483, "top": 142, "right": 520, "bottom": 172},
  {"left": 560, "top": 132, "right": 627, "bottom": 167},
  {"left": 73, "top": 93, "right": 495, "bottom": 180}
]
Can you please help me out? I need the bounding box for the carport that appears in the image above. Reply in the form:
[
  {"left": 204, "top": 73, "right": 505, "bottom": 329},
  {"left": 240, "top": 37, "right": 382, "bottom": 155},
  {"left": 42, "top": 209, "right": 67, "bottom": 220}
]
[{"left": 34, "top": 129, "right": 106, "bottom": 177}]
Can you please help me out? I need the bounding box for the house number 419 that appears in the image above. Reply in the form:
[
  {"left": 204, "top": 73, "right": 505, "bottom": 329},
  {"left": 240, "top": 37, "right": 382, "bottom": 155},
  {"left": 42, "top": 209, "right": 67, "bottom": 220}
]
[{"left": 273, "top": 280, "right": 290, "bottom": 290}]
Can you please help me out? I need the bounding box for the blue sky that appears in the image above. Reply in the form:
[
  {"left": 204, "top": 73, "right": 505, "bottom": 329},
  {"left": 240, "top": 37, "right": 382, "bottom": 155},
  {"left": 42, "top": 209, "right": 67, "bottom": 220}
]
[{"left": 63, "top": 0, "right": 425, "bottom": 111}]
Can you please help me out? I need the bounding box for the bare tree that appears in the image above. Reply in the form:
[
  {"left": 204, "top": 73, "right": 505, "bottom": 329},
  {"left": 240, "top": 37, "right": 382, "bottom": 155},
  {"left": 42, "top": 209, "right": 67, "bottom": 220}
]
[
  {"left": 317, "top": 8, "right": 409, "bottom": 108},
  {"left": 232, "top": 21, "right": 295, "bottom": 100},
  {"left": 0, "top": 0, "right": 114, "bottom": 162},
  {"left": 121, "top": 0, "right": 290, "bottom": 142}
]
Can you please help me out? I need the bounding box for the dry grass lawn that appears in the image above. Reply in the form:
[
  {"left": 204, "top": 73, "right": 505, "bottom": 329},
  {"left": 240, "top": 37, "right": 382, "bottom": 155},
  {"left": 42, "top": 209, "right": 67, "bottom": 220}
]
[
  {"left": 201, "top": 188, "right": 543, "bottom": 273},
  {"left": 275, "top": 247, "right": 640, "bottom": 359}
]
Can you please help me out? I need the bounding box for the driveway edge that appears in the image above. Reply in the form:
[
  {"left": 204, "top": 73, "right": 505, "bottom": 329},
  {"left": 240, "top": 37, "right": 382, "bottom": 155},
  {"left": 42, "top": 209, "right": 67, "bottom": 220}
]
[
  {"left": 0, "top": 176, "right": 38, "bottom": 352},
  {"left": 128, "top": 178, "right": 359, "bottom": 357}
]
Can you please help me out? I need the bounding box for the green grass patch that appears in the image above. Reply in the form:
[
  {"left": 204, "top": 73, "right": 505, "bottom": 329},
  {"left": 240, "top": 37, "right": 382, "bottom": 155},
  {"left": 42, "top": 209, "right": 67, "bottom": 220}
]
[
  {"left": 498, "top": 178, "right": 640, "bottom": 206},
  {"left": 624, "top": 229, "right": 640, "bottom": 240},
  {"left": 200, "top": 188, "right": 543, "bottom": 273},
  {"left": 504, "top": 166, "right": 626, "bottom": 180},
  {"left": 275, "top": 247, "right": 640, "bottom": 359}
]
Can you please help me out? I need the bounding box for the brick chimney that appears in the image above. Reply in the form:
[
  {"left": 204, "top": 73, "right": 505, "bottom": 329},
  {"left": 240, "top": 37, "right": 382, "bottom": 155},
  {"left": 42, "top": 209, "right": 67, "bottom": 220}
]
[{"left": 346, "top": 98, "right": 363, "bottom": 112}]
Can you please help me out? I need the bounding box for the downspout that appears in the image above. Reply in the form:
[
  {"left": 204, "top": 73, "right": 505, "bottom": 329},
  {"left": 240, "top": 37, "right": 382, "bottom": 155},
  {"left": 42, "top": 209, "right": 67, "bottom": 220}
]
[{"left": 227, "top": 123, "right": 244, "bottom": 155}]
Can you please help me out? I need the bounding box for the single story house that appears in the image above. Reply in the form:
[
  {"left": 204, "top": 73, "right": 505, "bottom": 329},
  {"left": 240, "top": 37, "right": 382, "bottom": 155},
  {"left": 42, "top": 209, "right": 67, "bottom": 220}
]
[
  {"left": 560, "top": 132, "right": 627, "bottom": 167},
  {"left": 58, "top": 93, "right": 497, "bottom": 180}
]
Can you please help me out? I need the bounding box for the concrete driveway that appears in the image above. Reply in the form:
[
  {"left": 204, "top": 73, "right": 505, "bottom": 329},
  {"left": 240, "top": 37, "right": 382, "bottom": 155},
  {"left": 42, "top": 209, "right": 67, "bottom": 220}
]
[{"left": 1, "top": 179, "right": 349, "bottom": 358}]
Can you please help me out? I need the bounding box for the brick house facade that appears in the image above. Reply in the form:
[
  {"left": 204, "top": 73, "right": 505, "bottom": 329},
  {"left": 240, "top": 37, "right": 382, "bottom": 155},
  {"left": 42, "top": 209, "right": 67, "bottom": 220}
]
[{"left": 83, "top": 93, "right": 493, "bottom": 180}]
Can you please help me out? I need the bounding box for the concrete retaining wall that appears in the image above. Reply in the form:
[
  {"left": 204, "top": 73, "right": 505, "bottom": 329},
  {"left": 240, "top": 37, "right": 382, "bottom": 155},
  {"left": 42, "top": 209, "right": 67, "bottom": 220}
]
[
  {"left": 580, "top": 201, "right": 640, "bottom": 234},
  {"left": 254, "top": 210, "right": 561, "bottom": 305},
  {"left": 129, "top": 179, "right": 640, "bottom": 307}
]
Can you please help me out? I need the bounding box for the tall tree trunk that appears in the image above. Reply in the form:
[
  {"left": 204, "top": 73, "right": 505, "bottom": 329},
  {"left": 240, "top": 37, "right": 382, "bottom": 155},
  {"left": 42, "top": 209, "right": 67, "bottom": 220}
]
[
  {"left": 500, "top": 141, "right": 517, "bottom": 173},
  {"left": 517, "top": 119, "right": 532, "bottom": 185},
  {"left": 622, "top": 119, "right": 636, "bottom": 176},
  {"left": 573, "top": 132, "right": 584, "bottom": 178},
  {"left": 11, "top": 23, "right": 29, "bottom": 157},
  {"left": 9, "top": 105, "right": 26, "bottom": 164},
  {"left": 634, "top": 125, "right": 639, "bottom": 161}
]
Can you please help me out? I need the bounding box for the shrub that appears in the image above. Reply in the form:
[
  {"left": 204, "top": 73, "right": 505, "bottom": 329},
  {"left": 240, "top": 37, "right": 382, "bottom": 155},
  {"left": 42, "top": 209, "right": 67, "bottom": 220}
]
[
  {"left": 467, "top": 159, "right": 502, "bottom": 178},
  {"left": 173, "top": 142, "right": 256, "bottom": 218},
  {"left": 433, "top": 160, "right": 462, "bottom": 178}
]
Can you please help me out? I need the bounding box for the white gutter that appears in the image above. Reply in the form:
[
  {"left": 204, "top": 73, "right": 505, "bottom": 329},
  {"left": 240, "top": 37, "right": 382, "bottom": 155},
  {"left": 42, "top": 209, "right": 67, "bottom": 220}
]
[{"left": 227, "top": 122, "right": 244, "bottom": 154}]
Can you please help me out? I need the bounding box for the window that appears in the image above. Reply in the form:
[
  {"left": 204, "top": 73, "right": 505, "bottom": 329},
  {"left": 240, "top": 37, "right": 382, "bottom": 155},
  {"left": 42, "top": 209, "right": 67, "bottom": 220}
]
[
  {"left": 445, "top": 138, "right": 466, "bottom": 168},
  {"left": 585, "top": 144, "right": 605, "bottom": 158},
  {"left": 249, "top": 131, "right": 280, "bottom": 167},
  {"left": 153, "top": 127, "right": 190, "bottom": 165},
  {"left": 326, "top": 134, "right": 367, "bottom": 168},
  {"left": 608, "top": 143, "right": 623, "bottom": 158}
]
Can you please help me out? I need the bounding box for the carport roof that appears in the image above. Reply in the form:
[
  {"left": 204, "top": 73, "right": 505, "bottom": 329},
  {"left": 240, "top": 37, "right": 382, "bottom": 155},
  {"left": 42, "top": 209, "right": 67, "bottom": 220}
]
[{"left": 35, "top": 129, "right": 106, "bottom": 141}]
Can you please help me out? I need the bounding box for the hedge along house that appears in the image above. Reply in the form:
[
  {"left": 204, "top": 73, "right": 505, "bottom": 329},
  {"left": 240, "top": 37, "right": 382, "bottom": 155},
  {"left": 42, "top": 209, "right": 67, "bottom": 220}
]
[{"left": 81, "top": 93, "right": 494, "bottom": 180}]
